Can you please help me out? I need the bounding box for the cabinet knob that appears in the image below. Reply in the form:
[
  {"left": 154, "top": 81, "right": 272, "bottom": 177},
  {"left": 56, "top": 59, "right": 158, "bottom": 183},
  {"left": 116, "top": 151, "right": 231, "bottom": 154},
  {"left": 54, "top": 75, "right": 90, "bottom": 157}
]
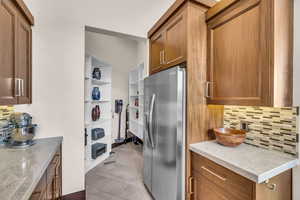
[{"left": 264, "top": 180, "right": 277, "bottom": 191}]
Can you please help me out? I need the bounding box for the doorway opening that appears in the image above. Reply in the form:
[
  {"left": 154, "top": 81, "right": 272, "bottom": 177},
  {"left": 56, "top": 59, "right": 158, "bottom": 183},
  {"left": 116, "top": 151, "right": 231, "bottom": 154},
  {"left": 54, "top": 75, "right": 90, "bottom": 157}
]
[{"left": 84, "top": 26, "right": 152, "bottom": 200}]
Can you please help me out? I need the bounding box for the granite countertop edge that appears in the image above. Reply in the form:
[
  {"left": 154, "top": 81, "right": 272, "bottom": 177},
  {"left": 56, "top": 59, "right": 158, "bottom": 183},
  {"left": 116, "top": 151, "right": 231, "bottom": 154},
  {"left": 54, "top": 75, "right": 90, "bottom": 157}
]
[
  {"left": 21, "top": 136, "right": 63, "bottom": 200},
  {"left": 258, "top": 159, "right": 300, "bottom": 183},
  {"left": 190, "top": 142, "right": 299, "bottom": 184}
]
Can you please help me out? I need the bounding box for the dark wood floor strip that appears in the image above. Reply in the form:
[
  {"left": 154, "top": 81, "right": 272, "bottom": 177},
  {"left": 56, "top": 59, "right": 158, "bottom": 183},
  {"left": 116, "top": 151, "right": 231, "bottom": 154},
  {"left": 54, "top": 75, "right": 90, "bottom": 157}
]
[{"left": 62, "top": 190, "right": 86, "bottom": 200}]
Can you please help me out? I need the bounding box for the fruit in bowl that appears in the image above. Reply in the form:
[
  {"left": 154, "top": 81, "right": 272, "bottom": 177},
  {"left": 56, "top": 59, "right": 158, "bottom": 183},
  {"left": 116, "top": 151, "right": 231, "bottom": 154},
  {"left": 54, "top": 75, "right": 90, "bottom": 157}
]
[{"left": 213, "top": 128, "right": 246, "bottom": 147}]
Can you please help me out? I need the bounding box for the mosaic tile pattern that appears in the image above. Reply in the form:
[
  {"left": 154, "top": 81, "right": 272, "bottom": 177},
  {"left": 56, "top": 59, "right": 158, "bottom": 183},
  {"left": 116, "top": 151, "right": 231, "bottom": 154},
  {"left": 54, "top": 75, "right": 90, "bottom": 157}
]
[
  {"left": 0, "top": 106, "right": 14, "bottom": 121},
  {"left": 224, "top": 106, "right": 299, "bottom": 157}
]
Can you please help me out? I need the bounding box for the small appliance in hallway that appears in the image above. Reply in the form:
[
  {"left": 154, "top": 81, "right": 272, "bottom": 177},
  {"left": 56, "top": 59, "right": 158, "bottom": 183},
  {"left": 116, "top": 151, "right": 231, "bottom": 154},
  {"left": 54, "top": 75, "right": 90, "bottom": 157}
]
[{"left": 115, "top": 99, "right": 125, "bottom": 144}]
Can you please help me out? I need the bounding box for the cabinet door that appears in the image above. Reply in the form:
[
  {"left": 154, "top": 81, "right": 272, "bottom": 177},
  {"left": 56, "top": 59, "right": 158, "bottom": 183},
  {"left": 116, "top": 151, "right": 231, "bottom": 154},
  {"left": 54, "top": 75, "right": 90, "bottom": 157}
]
[
  {"left": 164, "top": 9, "right": 186, "bottom": 67},
  {"left": 255, "top": 169, "right": 292, "bottom": 200},
  {"left": 150, "top": 31, "right": 164, "bottom": 74},
  {"left": 46, "top": 179, "right": 55, "bottom": 200},
  {"left": 207, "top": 0, "right": 270, "bottom": 106},
  {"left": 29, "top": 173, "right": 47, "bottom": 200},
  {"left": 0, "top": 0, "right": 18, "bottom": 105},
  {"left": 16, "top": 14, "right": 32, "bottom": 104}
]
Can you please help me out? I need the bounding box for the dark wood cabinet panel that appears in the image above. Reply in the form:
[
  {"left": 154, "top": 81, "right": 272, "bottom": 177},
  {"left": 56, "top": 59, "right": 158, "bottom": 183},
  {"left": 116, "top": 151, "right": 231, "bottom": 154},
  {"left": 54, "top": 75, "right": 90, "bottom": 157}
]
[
  {"left": 0, "top": 0, "right": 18, "bottom": 105},
  {"left": 164, "top": 9, "right": 186, "bottom": 67},
  {"left": 206, "top": 0, "right": 293, "bottom": 107},
  {"left": 0, "top": 0, "right": 33, "bottom": 105},
  {"left": 16, "top": 14, "right": 32, "bottom": 104}
]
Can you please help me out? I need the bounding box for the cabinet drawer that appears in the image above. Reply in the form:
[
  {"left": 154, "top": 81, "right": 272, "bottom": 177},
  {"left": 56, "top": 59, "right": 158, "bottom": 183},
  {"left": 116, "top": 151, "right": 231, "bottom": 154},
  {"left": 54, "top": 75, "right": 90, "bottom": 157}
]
[
  {"left": 194, "top": 170, "right": 233, "bottom": 200},
  {"left": 192, "top": 153, "right": 253, "bottom": 200}
]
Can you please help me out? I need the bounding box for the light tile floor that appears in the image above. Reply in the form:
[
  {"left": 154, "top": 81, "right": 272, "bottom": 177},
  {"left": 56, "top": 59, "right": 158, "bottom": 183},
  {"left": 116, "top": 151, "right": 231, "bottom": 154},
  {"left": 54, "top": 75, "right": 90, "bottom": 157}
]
[{"left": 86, "top": 142, "right": 153, "bottom": 200}]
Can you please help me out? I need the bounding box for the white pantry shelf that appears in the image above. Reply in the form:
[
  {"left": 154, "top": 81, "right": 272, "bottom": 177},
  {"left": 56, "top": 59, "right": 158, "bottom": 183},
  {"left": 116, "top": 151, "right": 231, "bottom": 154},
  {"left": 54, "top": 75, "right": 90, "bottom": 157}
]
[
  {"left": 85, "top": 54, "right": 112, "bottom": 174},
  {"left": 85, "top": 100, "right": 111, "bottom": 103},
  {"left": 129, "top": 106, "right": 139, "bottom": 109},
  {"left": 91, "top": 79, "right": 111, "bottom": 85},
  {"left": 128, "top": 63, "right": 145, "bottom": 140}
]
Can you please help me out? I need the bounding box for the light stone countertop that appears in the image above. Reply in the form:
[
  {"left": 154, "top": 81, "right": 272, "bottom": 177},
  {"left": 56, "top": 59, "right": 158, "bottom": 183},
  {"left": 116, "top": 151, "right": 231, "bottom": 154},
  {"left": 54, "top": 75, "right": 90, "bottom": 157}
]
[
  {"left": 0, "top": 137, "right": 63, "bottom": 200},
  {"left": 190, "top": 141, "right": 299, "bottom": 183}
]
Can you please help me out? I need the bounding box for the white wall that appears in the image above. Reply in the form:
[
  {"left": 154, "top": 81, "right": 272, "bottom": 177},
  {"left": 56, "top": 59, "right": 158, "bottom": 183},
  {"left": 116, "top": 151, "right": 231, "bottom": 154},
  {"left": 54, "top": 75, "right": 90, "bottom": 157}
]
[
  {"left": 85, "top": 31, "right": 144, "bottom": 140},
  {"left": 16, "top": 0, "right": 174, "bottom": 195},
  {"left": 293, "top": 1, "right": 300, "bottom": 199},
  {"left": 137, "top": 40, "right": 149, "bottom": 76}
]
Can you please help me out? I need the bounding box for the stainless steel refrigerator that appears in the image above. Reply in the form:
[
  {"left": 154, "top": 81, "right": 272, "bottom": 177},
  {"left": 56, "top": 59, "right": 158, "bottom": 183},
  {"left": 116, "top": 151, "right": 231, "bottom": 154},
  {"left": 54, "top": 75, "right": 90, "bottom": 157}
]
[{"left": 143, "top": 66, "right": 186, "bottom": 200}]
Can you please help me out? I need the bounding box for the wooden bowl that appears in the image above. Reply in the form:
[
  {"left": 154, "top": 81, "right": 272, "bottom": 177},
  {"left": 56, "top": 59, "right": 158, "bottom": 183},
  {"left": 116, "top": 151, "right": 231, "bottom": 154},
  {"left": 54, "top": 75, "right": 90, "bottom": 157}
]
[{"left": 213, "top": 128, "right": 246, "bottom": 147}]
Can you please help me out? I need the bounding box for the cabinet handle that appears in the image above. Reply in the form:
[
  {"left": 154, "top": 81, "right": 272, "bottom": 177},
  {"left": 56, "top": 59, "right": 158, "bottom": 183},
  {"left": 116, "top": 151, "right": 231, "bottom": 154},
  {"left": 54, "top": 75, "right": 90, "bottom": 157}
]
[
  {"left": 15, "top": 79, "right": 21, "bottom": 97},
  {"left": 205, "top": 82, "right": 212, "bottom": 98},
  {"left": 159, "top": 51, "right": 162, "bottom": 65},
  {"left": 21, "top": 79, "right": 24, "bottom": 96},
  {"left": 267, "top": 183, "right": 277, "bottom": 191},
  {"left": 188, "top": 176, "right": 194, "bottom": 195},
  {"left": 201, "top": 166, "right": 226, "bottom": 181},
  {"left": 264, "top": 180, "right": 277, "bottom": 191},
  {"left": 162, "top": 50, "right": 165, "bottom": 64}
]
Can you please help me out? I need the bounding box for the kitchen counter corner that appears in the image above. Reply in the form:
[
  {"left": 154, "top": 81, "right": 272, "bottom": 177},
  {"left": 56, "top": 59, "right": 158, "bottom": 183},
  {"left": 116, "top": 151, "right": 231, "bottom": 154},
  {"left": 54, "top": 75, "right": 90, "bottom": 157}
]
[
  {"left": 0, "top": 136, "right": 63, "bottom": 200},
  {"left": 190, "top": 141, "right": 299, "bottom": 183}
]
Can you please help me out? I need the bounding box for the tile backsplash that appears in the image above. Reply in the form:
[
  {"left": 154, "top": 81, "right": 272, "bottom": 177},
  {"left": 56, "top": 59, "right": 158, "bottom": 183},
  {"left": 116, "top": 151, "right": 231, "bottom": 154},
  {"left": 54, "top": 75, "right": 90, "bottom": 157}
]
[
  {"left": 0, "top": 106, "right": 14, "bottom": 121},
  {"left": 224, "top": 106, "right": 299, "bottom": 156}
]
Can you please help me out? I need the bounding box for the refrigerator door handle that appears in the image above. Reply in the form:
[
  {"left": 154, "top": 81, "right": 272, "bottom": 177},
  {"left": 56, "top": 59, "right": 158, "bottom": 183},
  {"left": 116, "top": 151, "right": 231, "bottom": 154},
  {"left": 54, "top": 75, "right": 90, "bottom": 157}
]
[
  {"left": 149, "top": 94, "right": 156, "bottom": 148},
  {"left": 144, "top": 113, "right": 153, "bottom": 148}
]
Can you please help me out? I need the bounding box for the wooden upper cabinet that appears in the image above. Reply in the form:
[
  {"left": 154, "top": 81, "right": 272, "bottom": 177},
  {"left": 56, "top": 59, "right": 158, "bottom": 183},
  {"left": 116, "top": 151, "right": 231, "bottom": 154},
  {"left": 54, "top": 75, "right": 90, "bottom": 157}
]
[
  {"left": 0, "top": 0, "right": 33, "bottom": 105},
  {"left": 206, "top": 0, "right": 293, "bottom": 107},
  {"left": 0, "top": 0, "right": 18, "bottom": 105},
  {"left": 150, "top": 31, "right": 165, "bottom": 73},
  {"left": 149, "top": 6, "right": 187, "bottom": 75},
  {"left": 164, "top": 9, "right": 187, "bottom": 66},
  {"left": 16, "top": 14, "right": 32, "bottom": 104}
]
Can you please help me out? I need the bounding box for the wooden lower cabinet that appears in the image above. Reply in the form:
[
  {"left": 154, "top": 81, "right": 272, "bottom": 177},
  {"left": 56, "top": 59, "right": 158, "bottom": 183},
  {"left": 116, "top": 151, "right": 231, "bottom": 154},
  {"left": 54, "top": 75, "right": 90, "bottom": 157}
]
[
  {"left": 191, "top": 152, "right": 292, "bottom": 200},
  {"left": 193, "top": 171, "right": 231, "bottom": 200},
  {"left": 30, "top": 146, "right": 62, "bottom": 200}
]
